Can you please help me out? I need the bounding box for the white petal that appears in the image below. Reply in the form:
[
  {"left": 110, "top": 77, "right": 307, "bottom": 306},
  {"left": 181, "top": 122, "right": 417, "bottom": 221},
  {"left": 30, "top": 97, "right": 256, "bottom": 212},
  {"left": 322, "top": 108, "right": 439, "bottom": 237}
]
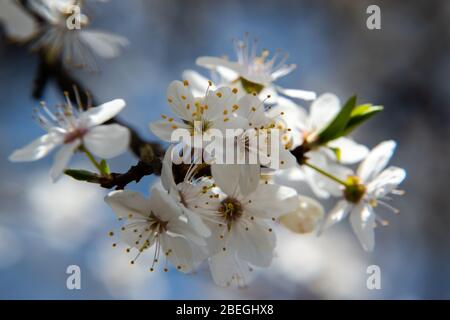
[
  {"left": 213, "top": 114, "right": 248, "bottom": 133},
  {"left": 9, "top": 131, "right": 62, "bottom": 162},
  {"left": 267, "top": 97, "right": 309, "bottom": 147},
  {"left": 160, "top": 234, "right": 206, "bottom": 273},
  {"left": 211, "top": 164, "right": 240, "bottom": 197},
  {"left": 277, "top": 146, "right": 298, "bottom": 169},
  {"left": 83, "top": 124, "right": 130, "bottom": 159},
  {"left": 245, "top": 184, "right": 298, "bottom": 218},
  {"left": 180, "top": 208, "right": 211, "bottom": 238},
  {"left": 149, "top": 187, "right": 183, "bottom": 222},
  {"left": 327, "top": 137, "right": 369, "bottom": 164},
  {"left": 303, "top": 166, "right": 331, "bottom": 198},
  {"left": 235, "top": 220, "right": 275, "bottom": 267},
  {"left": 309, "top": 93, "right": 341, "bottom": 132},
  {"left": 203, "top": 87, "right": 238, "bottom": 122},
  {"left": 238, "top": 164, "right": 260, "bottom": 197},
  {"left": 234, "top": 94, "right": 268, "bottom": 127},
  {"left": 357, "top": 140, "right": 396, "bottom": 183},
  {"left": 276, "top": 86, "right": 316, "bottom": 101},
  {"left": 301, "top": 151, "right": 332, "bottom": 198},
  {"left": 166, "top": 80, "right": 196, "bottom": 121},
  {"left": 350, "top": 203, "right": 376, "bottom": 252},
  {"left": 367, "top": 166, "right": 406, "bottom": 198},
  {"left": 315, "top": 160, "right": 352, "bottom": 197},
  {"left": 83, "top": 99, "right": 126, "bottom": 127},
  {"left": 0, "top": 0, "right": 37, "bottom": 41},
  {"left": 79, "top": 30, "right": 128, "bottom": 59},
  {"left": 161, "top": 145, "right": 177, "bottom": 191},
  {"left": 196, "top": 56, "right": 241, "bottom": 76},
  {"left": 182, "top": 70, "right": 214, "bottom": 97},
  {"left": 50, "top": 141, "right": 79, "bottom": 181},
  {"left": 321, "top": 200, "right": 351, "bottom": 232},
  {"left": 209, "top": 250, "right": 251, "bottom": 287},
  {"left": 271, "top": 64, "right": 297, "bottom": 80},
  {"left": 149, "top": 119, "right": 189, "bottom": 142},
  {"left": 104, "top": 190, "right": 150, "bottom": 220}
]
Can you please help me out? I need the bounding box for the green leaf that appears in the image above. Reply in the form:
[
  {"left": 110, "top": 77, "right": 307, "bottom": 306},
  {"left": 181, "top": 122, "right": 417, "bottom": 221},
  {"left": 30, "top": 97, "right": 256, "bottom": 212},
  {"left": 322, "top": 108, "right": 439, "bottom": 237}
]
[
  {"left": 317, "top": 95, "right": 357, "bottom": 145},
  {"left": 342, "top": 104, "right": 383, "bottom": 136},
  {"left": 99, "top": 159, "right": 110, "bottom": 175},
  {"left": 64, "top": 169, "right": 101, "bottom": 183}
]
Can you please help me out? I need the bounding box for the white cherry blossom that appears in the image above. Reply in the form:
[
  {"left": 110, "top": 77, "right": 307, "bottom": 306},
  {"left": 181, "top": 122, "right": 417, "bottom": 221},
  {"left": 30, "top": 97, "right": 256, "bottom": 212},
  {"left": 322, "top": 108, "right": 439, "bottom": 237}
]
[
  {"left": 150, "top": 80, "right": 248, "bottom": 145},
  {"left": 279, "top": 195, "right": 324, "bottom": 234},
  {"left": 322, "top": 141, "right": 406, "bottom": 251},
  {"left": 22, "top": 0, "right": 128, "bottom": 69},
  {"left": 9, "top": 97, "right": 130, "bottom": 181},
  {"left": 194, "top": 36, "right": 316, "bottom": 104},
  {"left": 206, "top": 165, "right": 298, "bottom": 287},
  {"left": 105, "top": 186, "right": 207, "bottom": 273}
]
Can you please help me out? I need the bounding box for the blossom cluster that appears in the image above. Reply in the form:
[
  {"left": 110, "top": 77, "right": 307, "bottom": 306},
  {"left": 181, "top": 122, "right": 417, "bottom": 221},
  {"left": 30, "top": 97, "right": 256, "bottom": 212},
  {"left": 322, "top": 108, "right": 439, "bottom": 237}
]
[{"left": 4, "top": 1, "right": 405, "bottom": 287}]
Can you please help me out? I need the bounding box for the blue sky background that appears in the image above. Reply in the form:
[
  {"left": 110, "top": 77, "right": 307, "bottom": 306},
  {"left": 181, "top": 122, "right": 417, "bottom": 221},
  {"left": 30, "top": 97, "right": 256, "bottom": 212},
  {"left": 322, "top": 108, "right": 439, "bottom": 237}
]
[{"left": 0, "top": 0, "right": 449, "bottom": 299}]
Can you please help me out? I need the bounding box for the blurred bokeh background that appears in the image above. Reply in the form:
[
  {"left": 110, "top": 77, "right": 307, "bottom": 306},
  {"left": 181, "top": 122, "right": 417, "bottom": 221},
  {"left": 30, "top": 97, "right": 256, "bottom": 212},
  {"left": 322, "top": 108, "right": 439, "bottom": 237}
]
[{"left": 0, "top": 0, "right": 449, "bottom": 299}]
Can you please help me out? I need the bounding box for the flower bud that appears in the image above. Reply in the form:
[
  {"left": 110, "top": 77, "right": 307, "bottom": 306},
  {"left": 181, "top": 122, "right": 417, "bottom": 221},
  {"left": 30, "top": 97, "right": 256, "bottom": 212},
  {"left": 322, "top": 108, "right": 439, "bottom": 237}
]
[{"left": 279, "top": 196, "right": 324, "bottom": 234}]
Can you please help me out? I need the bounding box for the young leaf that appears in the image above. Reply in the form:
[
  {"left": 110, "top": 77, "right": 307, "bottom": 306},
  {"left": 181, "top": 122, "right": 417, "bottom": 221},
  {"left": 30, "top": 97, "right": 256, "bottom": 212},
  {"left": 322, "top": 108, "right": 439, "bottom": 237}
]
[
  {"left": 64, "top": 169, "right": 101, "bottom": 183},
  {"left": 342, "top": 104, "right": 383, "bottom": 136},
  {"left": 317, "top": 95, "right": 357, "bottom": 145},
  {"left": 99, "top": 159, "right": 110, "bottom": 175}
]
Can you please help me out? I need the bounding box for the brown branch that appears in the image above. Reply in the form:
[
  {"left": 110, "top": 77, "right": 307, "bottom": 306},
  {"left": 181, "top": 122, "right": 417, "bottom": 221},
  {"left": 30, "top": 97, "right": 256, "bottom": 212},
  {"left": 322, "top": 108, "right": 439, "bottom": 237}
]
[{"left": 99, "top": 160, "right": 162, "bottom": 190}]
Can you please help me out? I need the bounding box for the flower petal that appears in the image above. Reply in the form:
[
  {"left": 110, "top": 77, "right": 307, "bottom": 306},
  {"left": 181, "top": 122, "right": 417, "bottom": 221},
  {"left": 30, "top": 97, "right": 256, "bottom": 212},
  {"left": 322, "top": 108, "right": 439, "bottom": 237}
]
[
  {"left": 204, "top": 87, "right": 238, "bottom": 122},
  {"left": 9, "top": 131, "right": 62, "bottom": 162},
  {"left": 234, "top": 94, "right": 268, "bottom": 127},
  {"left": 211, "top": 164, "right": 240, "bottom": 197},
  {"left": 270, "top": 64, "right": 297, "bottom": 80},
  {"left": 0, "top": 0, "right": 38, "bottom": 41},
  {"left": 182, "top": 70, "right": 215, "bottom": 97},
  {"left": 209, "top": 250, "right": 251, "bottom": 287},
  {"left": 350, "top": 203, "right": 376, "bottom": 251},
  {"left": 104, "top": 190, "right": 150, "bottom": 220},
  {"left": 238, "top": 164, "right": 260, "bottom": 197},
  {"left": 245, "top": 184, "right": 298, "bottom": 218},
  {"left": 367, "top": 166, "right": 406, "bottom": 198},
  {"left": 166, "top": 80, "right": 196, "bottom": 121},
  {"left": 235, "top": 220, "right": 275, "bottom": 267},
  {"left": 321, "top": 200, "right": 351, "bottom": 232},
  {"left": 83, "top": 124, "right": 130, "bottom": 159},
  {"left": 161, "top": 233, "right": 207, "bottom": 273},
  {"left": 309, "top": 93, "right": 341, "bottom": 132},
  {"left": 149, "top": 187, "right": 183, "bottom": 222},
  {"left": 357, "top": 140, "right": 396, "bottom": 183},
  {"left": 327, "top": 137, "right": 369, "bottom": 164},
  {"left": 161, "top": 145, "right": 177, "bottom": 191},
  {"left": 83, "top": 99, "right": 126, "bottom": 127},
  {"left": 149, "top": 119, "right": 189, "bottom": 142},
  {"left": 276, "top": 86, "right": 316, "bottom": 101},
  {"left": 50, "top": 140, "right": 79, "bottom": 181},
  {"left": 196, "top": 56, "right": 241, "bottom": 78},
  {"left": 79, "top": 30, "right": 128, "bottom": 59}
]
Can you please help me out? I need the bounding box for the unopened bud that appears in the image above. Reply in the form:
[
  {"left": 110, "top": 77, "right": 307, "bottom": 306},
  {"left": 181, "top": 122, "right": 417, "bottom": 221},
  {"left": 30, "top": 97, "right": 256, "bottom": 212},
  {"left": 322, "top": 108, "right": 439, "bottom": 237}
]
[{"left": 279, "top": 196, "right": 324, "bottom": 234}]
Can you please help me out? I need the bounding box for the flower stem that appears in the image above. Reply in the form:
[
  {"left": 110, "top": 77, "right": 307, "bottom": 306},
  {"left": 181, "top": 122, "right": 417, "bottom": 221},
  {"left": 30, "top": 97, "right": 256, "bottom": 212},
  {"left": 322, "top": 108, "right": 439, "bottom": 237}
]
[
  {"left": 79, "top": 145, "right": 108, "bottom": 177},
  {"left": 303, "top": 161, "right": 348, "bottom": 187}
]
